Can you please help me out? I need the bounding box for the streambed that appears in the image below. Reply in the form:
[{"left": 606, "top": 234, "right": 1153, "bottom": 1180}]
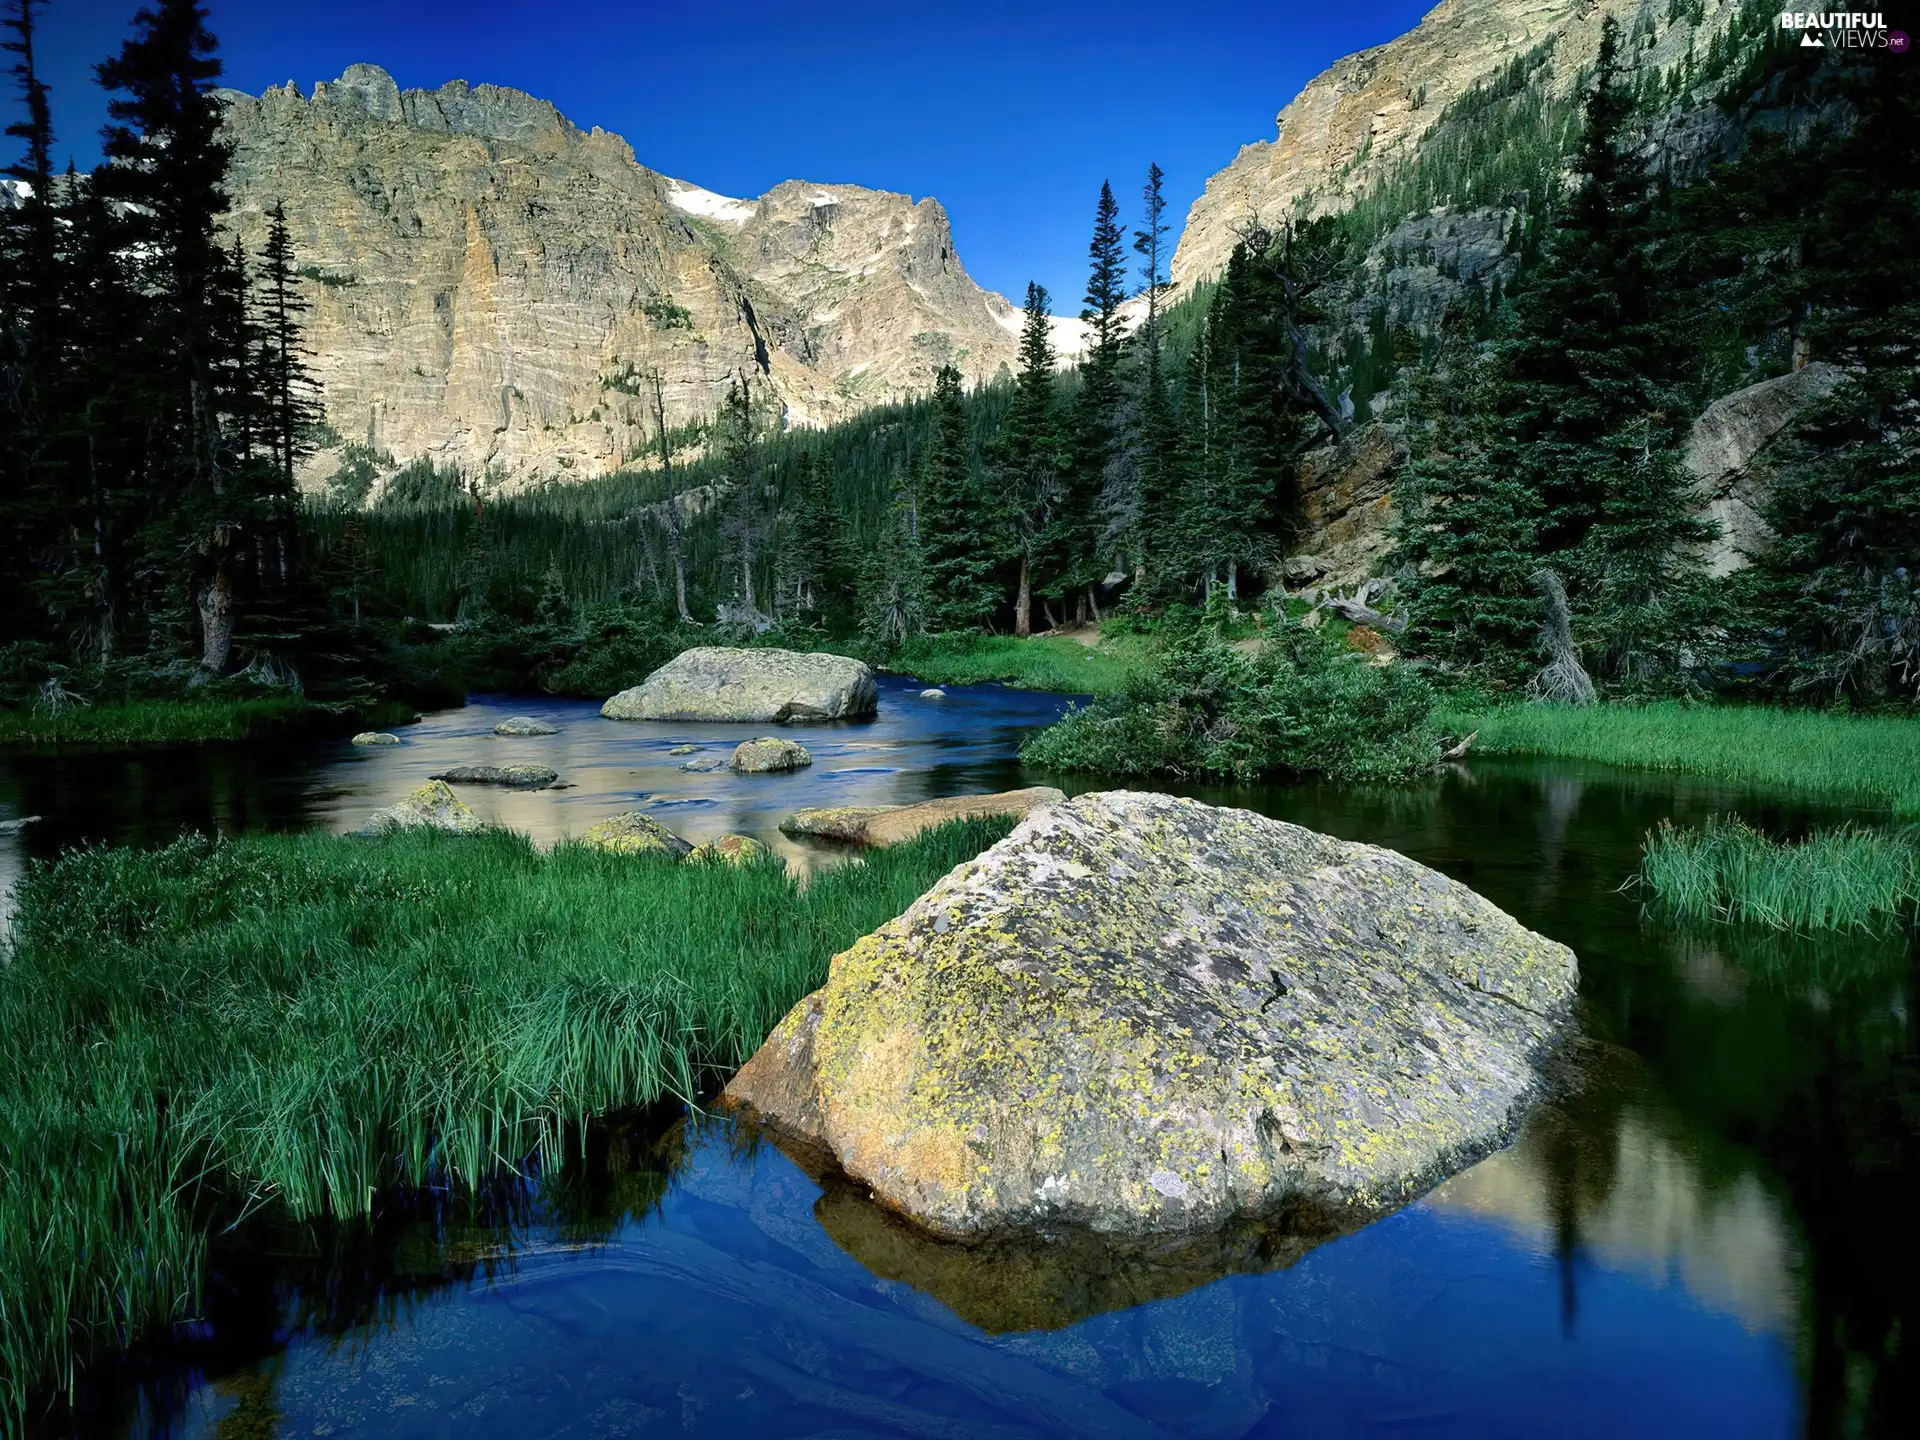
[{"left": 3, "top": 684, "right": 1912, "bottom": 1436}]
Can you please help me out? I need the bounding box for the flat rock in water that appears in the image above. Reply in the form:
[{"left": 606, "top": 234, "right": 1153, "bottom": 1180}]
[
  {"left": 680, "top": 757, "right": 729, "bottom": 772},
  {"left": 689, "top": 833, "right": 773, "bottom": 866},
  {"left": 919, "top": 688, "right": 947, "bottom": 699},
  {"left": 431, "top": 764, "right": 558, "bottom": 789},
  {"left": 780, "top": 788, "right": 1064, "bottom": 846},
  {"left": 668, "top": 744, "right": 700, "bottom": 755},
  {"left": 0, "top": 815, "right": 41, "bottom": 834},
  {"left": 731, "top": 738, "right": 812, "bottom": 773},
  {"left": 493, "top": 716, "right": 559, "bottom": 736},
  {"left": 360, "top": 780, "right": 482, "bottom": 836},
  {"left": 351, "top": 731, "right": 400, "bottom": 746},
  {"left": 601, "top": 647, "right": 877, "bottom": 723},
  {"left": 728, "top": 790, "right": 1577, "bottom": 1241},
  {"left": 577, "top": 810, "right": 693, "bottom": 857}
]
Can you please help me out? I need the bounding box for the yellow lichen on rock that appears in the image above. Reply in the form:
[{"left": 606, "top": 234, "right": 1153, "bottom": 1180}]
[{"left": 727, "top": 790, "right": 1578, "bottom": 1241}]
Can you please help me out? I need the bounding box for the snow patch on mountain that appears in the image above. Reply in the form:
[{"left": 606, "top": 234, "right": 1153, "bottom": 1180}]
[{"left": 665, "top": 179, "right": 757, "bottom": 226}]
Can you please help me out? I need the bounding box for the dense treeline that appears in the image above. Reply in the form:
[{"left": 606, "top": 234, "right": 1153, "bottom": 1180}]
[
  {"left": 1396, "top": 16, "right": 1919, "bottom": 705},
  {"left": 0, "top": 0, "right": 330, "bottom": 706}
]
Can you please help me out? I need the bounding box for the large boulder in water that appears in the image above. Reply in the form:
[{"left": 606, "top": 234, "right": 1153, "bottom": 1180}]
[
  {"left": 727, "top": 790, "right": 1576, "bottom": 1241},
  {"left": 601, "top": 647, "right": 877, "bottom": 724},
  {"left": 730, "top": 737, "right": 812, "bottom": 773},
  {"left": 360, "top": 780, "right": 482, "bottom": 837}
]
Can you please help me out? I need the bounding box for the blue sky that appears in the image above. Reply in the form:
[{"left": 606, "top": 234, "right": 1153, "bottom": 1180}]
[{"left": 20, "top": 0, "right": 1436, "bottom": 305}]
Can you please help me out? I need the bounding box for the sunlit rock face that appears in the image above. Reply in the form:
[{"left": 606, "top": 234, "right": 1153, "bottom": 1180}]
[
  {"left": 217, "top": 66, "right": 1026, "bottom": 491},
  {"left": 1171, "top": 0, "right": 1742, "bottom": 291},
  {"left": 729, "top": 791, "right": 1578, "bottom": 1242}
]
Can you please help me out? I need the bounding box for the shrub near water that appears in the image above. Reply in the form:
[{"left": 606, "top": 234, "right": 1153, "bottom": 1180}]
[
  {"left": 1638, "top": 818, "right": 1920, "bottom": 934},
  {"left": 0, "top": 818, "right": 1011, "bottom": 1424},
  {"left": 1022, "top": 629, "right": 1441, "bottom": 783}
]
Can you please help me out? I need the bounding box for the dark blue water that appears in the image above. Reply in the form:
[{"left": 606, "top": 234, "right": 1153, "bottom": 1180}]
[{"left": 5, "top": 686, "right": 1912, "bottom": 1437}]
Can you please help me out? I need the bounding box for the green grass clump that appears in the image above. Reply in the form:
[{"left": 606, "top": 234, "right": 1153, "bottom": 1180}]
[
  {"left": 0, "top": 696, "right": 415, "bottom": 747},
  {"left": 1455, "top": 702, "right": 1920, "bottom": 818},
  {"left": 1022, "top": 629, "right": 1441, "bottom": 784},
  {"left": 1639, "top": 817, "right": 1920, "bottom": 933},
  {"left": 887, "top": 633, "right": 1155, "bottom": 696},
  {"left": 0, "top": 817, "right": 1009, "bottom": 1424}
]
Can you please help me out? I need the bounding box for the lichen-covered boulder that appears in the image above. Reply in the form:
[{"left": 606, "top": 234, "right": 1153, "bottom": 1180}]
[
  {"left": 601, "top": 647, "right": 877, "bottom": 723},
  {"left": 731, "top": 737, "right": 812, "bottom": 773},
  {"left": 431, "top": 764, "right": 559, "bottom": 788},
  {"left": 689, "top": 833, "right": 772, "bottom": 866},
  {"left": 780, "top": 788, "right": 1064, "bottom": 846},
  {"left": 727, "top": 790, "right": 1577, "bottom": 1241},
  {"left": 492, "top": 715, "right": 559, "bottom": 736},
  {"left": 360, "top": 780, "right": 482, "bottom": 836},
  {"left": 577, "top": 810, "right": 693, "bottom": 858},
  {"left": 351, "top": 731, "right": 400, "bottom": 746}
]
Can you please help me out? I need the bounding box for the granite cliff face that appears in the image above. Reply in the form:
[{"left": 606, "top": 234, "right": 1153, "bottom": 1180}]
[
  {"left": 218, "top": 65, "right": 1027, "bottom": 490},
  {"left": 1172, "top": 0, "right": 1743, "bottom": 290}
]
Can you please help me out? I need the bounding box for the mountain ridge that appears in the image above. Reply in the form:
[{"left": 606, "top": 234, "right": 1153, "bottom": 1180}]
[{"left": 218, "top": 64, "right": 1034, "bottom": 492}]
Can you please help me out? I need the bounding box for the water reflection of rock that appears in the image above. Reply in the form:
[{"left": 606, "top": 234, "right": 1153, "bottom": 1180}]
[
  {"left": 811, "top": 1171, "right": 1349, "bottom": 1333},
  {"left": 1428, "top": 1094, "right": 1800, "bottom": 1338}
]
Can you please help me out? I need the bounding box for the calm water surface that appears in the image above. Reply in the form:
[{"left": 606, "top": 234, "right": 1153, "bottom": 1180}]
[{"left": 2, "top": 684, "right": 1912, "bottom": 1437}]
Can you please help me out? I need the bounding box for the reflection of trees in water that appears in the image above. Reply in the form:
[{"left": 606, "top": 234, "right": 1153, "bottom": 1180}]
[{"left": 54, "top": 1104, "right": 692, "bottom": 1440}]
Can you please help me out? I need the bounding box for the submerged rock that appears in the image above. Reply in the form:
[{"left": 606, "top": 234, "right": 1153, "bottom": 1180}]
[
  {"left": 492, "top": 715, "right": 559, "bottom": 736},
  {"left": 731, "top": 737, "right": 812, "bottom": 773},
  {"left": 728, "top": 790, "right": 1577, "bottom": 1241},
  {"left": 601, "top": 647, "right": 877, "bottom": 723},
  {"left": 360, "top": 780, "right": 482, "bottom": 836},
  {"left": 577, "top": 811, "right": 693, "bottom": 857},
  {"left": 0, "top": 814, "right": 41, "bottom": 834},
  {"left": 780, "top": 787, "right": 1064, "bottom": 846},
  {"left": 689, "top": 833, "right": 772, "bottom": 866},
  {"left": 919, "top": 687, "right": 947, "bottom": 699},
  {"left": 667, "top": 744, "right": 700, "bottom": 755},
  {"left": 430, "top": 764, "right": 559, "bottom": 788},
  {"left": 351, "top": 731, "right": 400, "bottom": 746}
]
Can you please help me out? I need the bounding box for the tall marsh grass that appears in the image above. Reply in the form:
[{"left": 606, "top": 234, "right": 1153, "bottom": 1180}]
[
  {"left": 1638, "top": 818, "right": 1920, "bottom": 933},
  {"left": 0, "top": 696, "right": 415, "bottom": 746},
  {"left": 0, "top": 818, "right": 1010, "bottom": 1426},
  {"left": 1458, "top": 702, "right": 1920, "bottom": 817}
]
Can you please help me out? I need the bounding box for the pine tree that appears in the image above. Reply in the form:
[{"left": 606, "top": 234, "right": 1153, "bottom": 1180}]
[
  {"left": 858, "top": 467, "right": 926, "bottom": 650},
  {"left": 257, "top": 201, "right": 319, "bottom": 493},
  {"left": 781, "top": 448, "right": 853, "bottom": 625},
  {"left": 1, "top": 0, "right": 59, "bottom": 641},
  {"left": 1052, "top": 181, "right": 1128, "bottom": 621},
  {"left": 714, "top": 373, "right": 767, "bottom": 627},
  {"left": 1745, "top": 53, "right": 1920, "bottom": 703},
  {"left": 1126, "top": 162, "right": 1181, "bottom": 594},
  {"left": 917, "top": 363, "right": 1001, "bottom": 631},
  {"left": 994, "top": 281, "right": 1060, "bottom": 635},
  {"left": 96, "top": 0, "right": 248, "bottom": 670}
]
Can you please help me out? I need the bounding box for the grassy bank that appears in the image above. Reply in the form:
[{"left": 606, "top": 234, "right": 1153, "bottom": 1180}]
[
  {"left": 0, "top": 817, "right": 1010, "bottom": 1424},
  {"left": 0, "top": 696, "right": 418, "bottom": 747},
  {"left": 1456, "top": 702, "right": 1920, "bottom": 818},
  {"left": 1639, "top": 818, "right": 1920, "bottom": 933},
  {"left": 886, "top": 633, "right": 1154, "bottom": 696}
]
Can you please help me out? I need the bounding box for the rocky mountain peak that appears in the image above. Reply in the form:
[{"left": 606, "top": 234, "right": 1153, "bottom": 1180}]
[{"left": 218, "top": 68, "right": 1024, "bottom": 491}]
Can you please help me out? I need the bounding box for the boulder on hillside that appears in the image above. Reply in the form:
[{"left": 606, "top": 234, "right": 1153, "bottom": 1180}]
[
  {"left": 431, "top": 764, "right": 559, "bottom": 789},
  {"left": 1684, "top": 361, "right": 1844, "bottom": 576},
  {"left": 493, "top": 715, "right": 560, "bottom": 736},
  {"left": 731, "top": 737, "right": 812, "bottom": 773},
  {"left": 602, "top": 647, "right": 877, "bottom": 723},
  {"left": 360, "top": 780, "right": 482, "bottom": 836},
  {"left": 728, "top": 790, "right": 1577, "bottom": 1242},
  {"left": 577, "top": 810, "right": 693, "bottom": 857},
  {"left": 780, "top": 787, "right": 1065, "bottom": 846}
]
